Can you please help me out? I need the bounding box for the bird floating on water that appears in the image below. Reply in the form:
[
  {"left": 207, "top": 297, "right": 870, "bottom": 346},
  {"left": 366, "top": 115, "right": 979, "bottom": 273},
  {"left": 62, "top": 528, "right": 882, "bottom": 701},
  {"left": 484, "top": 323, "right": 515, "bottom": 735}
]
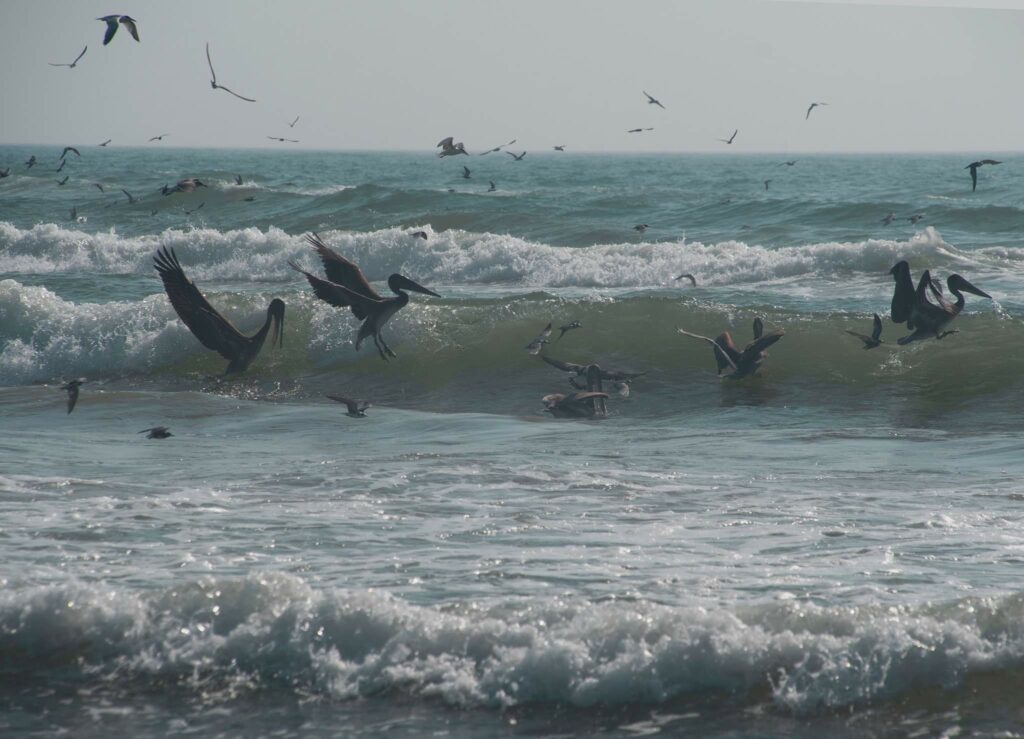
[
  {"left": 50, "top": 46, "right": 87, "bottom": 68},
  {"left": 61, "top": 378, "right": 86, "bottom": 413},
  {"left": 98, "top": 15, "right": 139, "bottom": 45},
  {"left": 845, "top": 313, "right": 884, "bottom": 349},
  {"left": 289, "top": 233, "right": 440, "bottom": 360},
  {"left": 678, "top": 317, "right": 784, "bottom": 380},
  {"left": 643, "top": 90, "right": 665, "bottom": 109},
  {"left": 507, "top": 151, "right": 527, "bottom": 161},
  {"left": 965, "top": 159, "right": 1001, "bottom": 192},
  {"left": 206, "top": 43, "right": 256, "bottom": 102},
  {"left": 525, "top": 323, "right": 552, "bottom": 355},
  {"left": 327, "top": 395, "right": 370, "bottom": 418},
  {"left": 557, "top": 321, "right": 582, "bottom": 341},
  {"left": 718, "top": 129, "right": 738, "bottom": 145},
  {"left": 153, "top": 247, "right": 285, "bottom": 374},
  {"left": 889, "top": 261, "right": 990, "bottom": 344},
  {"left": 806, "top": 102, "right": 827, "bottom": 120},
  {"left": 437, "top": 137, "right": 468, "bottom": 157},
  {"left": 139, "top": 426, "right": 172, "bottom": 439}
]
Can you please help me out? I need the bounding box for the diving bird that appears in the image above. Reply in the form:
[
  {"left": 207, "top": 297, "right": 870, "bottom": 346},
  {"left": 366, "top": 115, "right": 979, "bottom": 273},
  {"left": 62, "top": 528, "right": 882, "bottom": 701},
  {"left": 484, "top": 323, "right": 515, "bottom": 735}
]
[
  {"left": 139, "top": 426, "right": 173, "bottom": 439},
  {"left": 437, "top": 137, "right": 468, "bottom": 157},
  {"left": 553, "top": 145, "right": 566, "bottom": 151},
  {"left": 643, "top": 90, "right": 665, "bottom": 109},
  {"left": 806, "top": 102, "right": 827, "bottom": 119},
  {"left": 60, "top": 146, "right": 80, "bottom": 160},
  {"left": 677, "top": 317, "right": 784, "bottom": 379},
  {"left": 965, "top": 159, "right": 1001, "bottom": 192},
  {"left": 675, "top": 273, "right": 697, "bottom": 287},
  {"left": 149, "top": 134, "right": 169, "bottom": 142},
  {"left": 542, "top": 391, "right": 609, "bottom": 419},
  {"left": 25, "top": 156, "right": 37, "bottom": 168},
  {"left": 120, "top": 188, "right": 135, "bottom": 203},
  {"left": 889, "top": 261, "right": 990, "bottom": 344},
  {"left": 50, "top": 46, "right": 87, "bottom": 68},
  {"left": 206, "top": 43, "right": 256, "bottom": 102},
  {"left": 153, "top": 246, "right": 285, "bottom": 374},
  {"left": 557, "top": 321, "right": 582, "bottom": 341},
  {"left": 462, "top": 166, "right": 471, "bottom": 179},
  {"left": 327, "top": 395, "right": 370, "bottom": 418},
  {"left": 99, "top": 139, "right": 111, "bottom": 147},
  {"left": 845, "top": 313, "right": 884, "bottom": 349},
  {"left": 525, "top": 323, "right": 552, "bottom": 355},
  {"left": 718, "top": 129, "right": 738, "bottom": 145},
  {"left": 98, "top": 15, "right": 139, "bottom": 45},
  {"left": 288, "top": 116, "right": 300, "bottom": 127},
  {"left": 162, "top": 178, "right": 206, "bottom": 195},
  {"left": 487, "top": 181, "right": 496, "bottom": 192},
  {"left": 478, "top": 138, "right": 516, "bottom": 155},
  {"left": 61, "top": 378, "right": 85, "bottom": 414},
  {"left": 541, "top": 355, "right": 646, "bottom": 384},
  {"left": 627, "top": 128, "right": 654, "bottom": 133},
  {"left": 267, "top": 136, "right": 299, "bottom": 143},
  {"left": 507, "top": 151, "right": 527, "bottom": 161},
  {"left": 289, "top": 232, "right": 440, "bottom": 360}
]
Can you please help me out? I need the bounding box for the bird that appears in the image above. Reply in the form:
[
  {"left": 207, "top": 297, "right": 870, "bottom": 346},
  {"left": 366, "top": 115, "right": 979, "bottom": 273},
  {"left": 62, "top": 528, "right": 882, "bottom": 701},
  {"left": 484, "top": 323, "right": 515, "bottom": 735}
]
[
  {"left": 678, "top": 317, "right": 784, "bottom": 379},
  {"left": 121, "top": 188, "right": 135, "bottom": 203},
  {"left": 25, "top": 156, "right": 37, "bottom": 168},
  {"left": 99, "top": 139, "right": 111, "bottom": 147},
  {"left": 437, "top": 137, "right": 468, "bottom": 157},
  {"left": 557, "top": 321, "right": 582, "bottom": 341},
  {"left": 93, "top": 183, "right": 104, "bottom": 192},
  {"left": 55, "top": 160, "right": 67, "bottom": 173},
  {"left": 643, "top": 90, "right": 665, "bottom": 109},
  {"left": 965, "top": 159, "right": 1001, "bottom": 192},
  {"left": 780, "top": 160, "right": 797, "bottom": 166},
  {"left": 184, "top": 202, "right": 205, "bottom": 216},
  {"left": 889, "top": 261, "right": 990, "bottom": 344},
  {"left": 289, "top": 232, "right": 440, "bottom": 360},
  {"left": 525, "top": 323, "right": 552, "bottom": 354},
  {"left": 409, "top": 230, "right": 428, "bottom": 240},
  {"left": 462, "top": 166, "right": 471, "bottom": 179},
  {"left": 60, "top": 147, "right": 81, "bottom": 160},
  {"left": 327, "top": 395, "right": 370, "bottom": 418},
  {"left": 541, "top": 356, "right": 646, "bottom": 385},
  {"left": 288, "top": 116, "right": 300, "bottom": 127},
  {"left": 675, "top": 273, "right": 697, "bottom": 287},
  {"left": 882, "top": 212, "right": 896, "bottom": 225},
  {"left": 61, "top": 378, "right": 85, "bottom": 413},
  {"left": 806, "top": 102, "right": 827, "bottom": 120},
  {"left": 234, "top": 175, "right": 243, "bottom": 185},
  {"left": 542, "top": 391, "right": 610, "bottom": 419},
  {"left": 487, "top": 181, "right": 496, "bottom": 192},
  {"left": 845, "top": 313, "right": 884, "bottom": 349},
  {"left": 506, "top": 151, "right": 527, "bottom": 161},
  {"left": 70, "top": 206, "right": 77, "bottom": 221},
  {"left": 50, "top": 46, "right": 88, "bottom": 68},
  {"left": 764, "top": 179, "right": 772, "bottom": 191},
  {"left": 243, "top": 197, "right": 255, "bottom": 202},
  {"left": 162, "top": 178, "right": 206, "bottom": 195},
  {"left": 267, "top": 136, "right": 299, "bottom": 143},
  {"left": 634, "top": 224, "right": 649, "bottom": 233},
  {"left": 478, "top": 138, "right": 515, "bottom": 155},
  {"left": 206, "top": 43, "right": 256, "bottom": 102},
  {"left": 149, "top": 134, "right": 170, "bottom": 142},
  {"left": 627, "top": 128, "right": 654, "bottom": 133},
  {"left": 553, "top": 145, "right": 566, "bottom": 151},
  {"left": 57, "top": 176, "right": 68, "bottom": 186},
  {"left": 98, "top": 15, "right": 139, "bottom": 45},
  {"left": 718, "top": 129, "right": 738, "bottom": 145},
  {"left": 908, "top": 213, "right": 925, "bottom": 225},
  {"left": 139, "top": 426, "right": 173, "bottom": 439},
  {"left": 153, "top": 246, "right": 285, "bottom": 374}
]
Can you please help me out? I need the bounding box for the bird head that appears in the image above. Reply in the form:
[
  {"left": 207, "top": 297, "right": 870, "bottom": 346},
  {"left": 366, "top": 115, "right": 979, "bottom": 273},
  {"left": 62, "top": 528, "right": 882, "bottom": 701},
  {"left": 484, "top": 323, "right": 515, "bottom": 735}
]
[
  {"left": 388, "top": 275, "right": 441, "bottom": 298},
  {"left": 948, "top": 275, "right": 991, "bottom": 300}
]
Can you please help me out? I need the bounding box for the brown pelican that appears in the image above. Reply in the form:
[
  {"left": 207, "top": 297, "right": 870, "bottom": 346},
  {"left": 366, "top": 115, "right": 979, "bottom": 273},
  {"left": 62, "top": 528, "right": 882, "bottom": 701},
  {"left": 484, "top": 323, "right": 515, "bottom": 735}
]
[
  {"left": 62, "top": 378, "right": 85, "bottom": 413},
  {"left": 139, "top": 426, "right": 172, "bottom": 439},
  {"left": 289, "top": 233, "right": 440, "bottom": 360},
  {"left": 845, "top": 313, "right": 883, "bottom": 349},
  {"left": 557, "top": 321, "right": 581, "bottom": 341},
  {"left": 718, "top": 129, "right": 738, "bottom": 145},
  {"left": 678, "top": 318, "right": 784, "bottom": 379},
  {"left": 525, "top": 323, "right": 552, "bottom": 355},
  {"left": 50, "top": 46, "right": 88, "bottom": 68},
  {"left": 507, "top": 151, "right": 527, "bottom": 161},
  {"left": 541, "top": 355, "right": 646, "bottom": 384},
  {"left": 542, "top": 391, "right": 609, "bottom": 419},
  {"left": 327, "top": 395, "right": 370, "bottom": 418},
  {"left": 206, "top": 43, "right": 256, "bottom": 102},
  {"left": 806, "top": 102, "right": 827, "bottom": 120},
  {"left": 643, "top": 90, "right": 666, "bottom": 109},
  {"left": 437, "top": 137, "right": 468, "bottom": 157},
  {"left": 98, "top": 15, "right": 139, "bottom": 45},
  {"left": 675, "top": 273, "right": 697, "bottom": 287},
  {"left": 553, "top": 145, "right": 566, "bottom": 151},
  {"left": 965, "top": 159, "right": 1001, "bottom": 192},
  {"left": 889, "top": 261, "right": 990, "bottom": 344},
  {"left": 153, "top": 247, "right": 284, "bottom": 374}
]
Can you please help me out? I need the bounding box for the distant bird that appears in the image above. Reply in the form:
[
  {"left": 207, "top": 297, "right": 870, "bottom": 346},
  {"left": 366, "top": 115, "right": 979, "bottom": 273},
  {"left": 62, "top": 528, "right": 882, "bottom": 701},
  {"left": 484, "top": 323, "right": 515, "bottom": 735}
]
[
  {"left": 718, "top": 129, "right": 738, "bottom": 145},
  {"left": 764, "top": 179, "right": 772, "bottom": 191},
  {"left": 889, "top": 261, "right": 990, "bottom": 344},
  {"left": 57, "top": 176, "right": 68, "bottom": 186},
  {"left": 234, "top": 175, "right": 243, "bottom": 185},
  {"left": 487, "top": 181, "right": 496, "bottom": 192},
  {"left": 139, "top": 426, "right": 173, "bottom": 439},
  {"left": 881, "top": 212, "right": 896, "bottom": 225},
  {"left": 506, "top": 151, "right": 527, "bottom": 161},
  {"left": 99, "top": 139, "right": 111, "bottom": 147},
  {"left": 965, "top": 159, "right": 1001, "bottom": 192},
  {"left": 437, "top": 136, "right": 468, "bottom": 157},
  {"left": 60, "top": 146, "right": 81, "bottom": 160},
  {"left": 478, "top": 138, "right": 516, "bottom": 155},
  {"left": 25, "top": 156, "right": 37, "bottom": 168},
  {"left": 289, "top": 232, "right": 440, "bottom": 360},
  {"left": 806, "top": 102, "right": 827, "bottom": 120},
  {"left": 55, "top": 160, "right": 66, "bottom": 173},
  {"left": 206, "top": 43, "right": 256, "bottom": 102},
  {"left": 288, "top": 115, "right": 300, "bottom": 128},
  {"left": 121, "top": 188, "right": 135, "bottom": 203},
  {"left": 627, "top": 128, "right": 654, "bottom": 133},
  {"left": 93, "top": 183, "right": 104, "bottom": 192},
  {"left": 845, "top": 313, "right": 884, "bottom": 349},
  {"left": 50, "top": 46, "right": 88, "bottom": 68},
  {"left": 98, "top": 15, "right": 139, "bottom": 45},
  {"left": 0, "top": 168, "right": 9, "bottom": 178},
  {"left": 61, "top": 378, "right": 85, "bottom": 413},
  {"left": 149, "top": 134, "right": 170, "bottom": 142},
  {"left": 153, "top": 246, "right": 285, "bottom": 374},
  {"left": 678, "top": 317, "right": 784, "bottom": 379},
  {"left": 267, "top": 136, "right": 299, "bottom": 143},
  {"left": 541, "top": 356, "right": 646, "bottom": 385},
  {"left": 327, "top": 395, "right": 370, "bottom": 418},
  {"left": 462, "top": 166, "right": 471, "bottom": 179},
  {"left": 162, "top": 178, "right": 206, "bottom": 195},
  {"left": 643, "top": 90, "right": 665, "bottom": 109},
  {"left": 908, "top": 213, "right": 925, "bottom": 225},
  {"left": 557, "top": 321, "right": 582, "bottom": 341},
  {"left": 525, "top": 323, "right": 552, "bottom": 354},
  {"left": 780, "top": 160, "right": 797, "bottom": 166},
  {"left": 634, "top": 224, "right": 648, "bottom": 233},
  {"left": 674, "top": 273, "right": 697, "bottom": 287},
  {"left": 542, "top": 391, "right": 609, "bottom": 419},
  {"left": 553, "top": 145, "right": 566, "bottom": 151},
  {"left": 184, "top": 202, "right": 205, "bottom": 216},
  {"left": 409, "top": 230, "right": 428, "bottom": 240}
]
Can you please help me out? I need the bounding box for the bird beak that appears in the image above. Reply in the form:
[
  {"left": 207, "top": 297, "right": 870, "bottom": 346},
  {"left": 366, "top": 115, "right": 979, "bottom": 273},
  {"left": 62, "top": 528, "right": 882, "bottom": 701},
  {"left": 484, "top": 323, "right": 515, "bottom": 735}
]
[
  {"left": 273, "top": 314, "right": 284, "bottom": 348},
  {"left": 400, "top": 277, "right": 441, "bottom": 298},
  {"left": 955, "top": 277, "right": 991, "bottom": 299}
]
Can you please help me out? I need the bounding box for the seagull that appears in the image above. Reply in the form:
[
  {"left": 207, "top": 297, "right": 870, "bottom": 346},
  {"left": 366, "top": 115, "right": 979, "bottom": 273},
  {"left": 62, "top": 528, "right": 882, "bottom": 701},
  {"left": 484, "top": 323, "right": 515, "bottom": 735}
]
[
  {"left": 643, "top": 90, "right": 666, "bottom": 109},
  {"left": 98, "top": 15, "right": 139, "bottom": 45},
  {"left": 267, "top": 136, "right": 299, "bottom": 143},
  {"left": 25, "top": 156, "right": 37, "bottom": 168},
  {"left": 288, "top": 115, "right": 300, "bottom": 127},
  {"left": 61, "top": 378, "right": 85, "bottom": 413},
  {"left": 57, "top": 176, "right": 68, "bottom": 186},
  {"left": 478, "top": 138, "right": 516, "bottom": 155},
  {"left": 525, "top": 323, "right": 553, "bottom": 354},
  {"left": 806, "top": 102, "right": 827, "bottom": 120},
  {"left": 881, "top": 212, "right": 896, "bottom": 225},
  {"left": 327, "top": 395, "right": 370, "bottom": 418},
  {"left": 60, "top": 146, "right": 81, "bottom": 160},
  {"left": 93, "top": 183, "right": 104, "bottom": 192},
  {"left": 627, "top": 128, "right": 654, "bottom": 133},
  {"left": 437, "top": 136, "right": 468, "bottom": 157},
  {"left": 674, "top": 273, "right": 697, "bottom": 287},
  {"left": 139, "top": 426, "right": 173, "bottom": 439},
  {"left": 149, "top": 134, "right": 170, "bottom": 141},
  {"left": 206, "top": 43, "right": 256, "bottom": 102},
  {"left": 965, "top": 159, "right": 1001, "bottom": 192},
  {"left": 553, "top": 145, "right": 566, "bottom": 151},
  {"left": 718, "top": 129, "right": 738, "bottom": 145},
  {"left": 634, "top": 224, "right": 649, "bottom": 232},
  {"left": 764, "top": 179, "right": 772, "bottom": 191},
  {"left": 557, "top": 321, "right": 582, "bottom": 341},
  {"left": 462, "top": 166, "right": 471, "bottom": 179},
  {"left": 507, "top": 151, "right": 527, "bottom": 161},
  {"left": 845, "top": 313, "right": 884, "bottom": 349},
  {"left": 99, "top": 139, "right": 111, "bottom": 147},
  {"left": 121, "top": 188, "right": 135, "bottom": 203},
  {"left": 487, "top": 181, "right": 496, "bottom": 192},
  {"left": 49, "top": 46, "right": 88, "bottom": 68}
]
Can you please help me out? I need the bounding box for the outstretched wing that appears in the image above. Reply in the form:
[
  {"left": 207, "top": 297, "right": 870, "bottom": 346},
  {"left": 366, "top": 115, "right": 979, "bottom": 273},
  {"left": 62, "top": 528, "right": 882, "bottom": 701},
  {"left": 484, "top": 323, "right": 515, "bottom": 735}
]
[
  {"left": 871, "top": 313, "right": 883, "bottom": 342},
  {"left": 289, "top": 260, "right": 382, "bottom": 320},
  {"left": 205, "top": 43, "right": 217, "bottom": 83},
  {"left": 541, "top": 355, "right": 586, "bottom": 374},
  {"left": 101, "top": 17, "right": 118, "bottom": 45},
  {"left": 217, "top": 85, "right": 256, "bottom": 103},
  {"left": 677, "top": 328, "right": 738, "bottom": 372},
  {"left": 304, "top": 233, "right": 382, "bottom": 304},
  {"left": 740, "top": 331, "right": 784, "bottom": 361},
  {"left": 120, "top": 16, "right": 140, "bottom": 42}
]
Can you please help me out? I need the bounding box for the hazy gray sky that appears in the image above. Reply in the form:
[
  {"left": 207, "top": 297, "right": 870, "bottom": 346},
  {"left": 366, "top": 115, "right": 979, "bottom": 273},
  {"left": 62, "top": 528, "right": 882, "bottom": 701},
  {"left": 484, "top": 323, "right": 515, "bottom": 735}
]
[{"left": 2, "top": 0, "right": 1022, "bottom": 152}]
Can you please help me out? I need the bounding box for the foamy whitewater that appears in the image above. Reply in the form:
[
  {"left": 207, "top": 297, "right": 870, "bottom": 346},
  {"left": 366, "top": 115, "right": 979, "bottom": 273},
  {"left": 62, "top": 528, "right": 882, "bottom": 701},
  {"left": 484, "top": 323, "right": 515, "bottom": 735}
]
[{"left": 2, "top": 146, "right": 1024, "bottom": 737}]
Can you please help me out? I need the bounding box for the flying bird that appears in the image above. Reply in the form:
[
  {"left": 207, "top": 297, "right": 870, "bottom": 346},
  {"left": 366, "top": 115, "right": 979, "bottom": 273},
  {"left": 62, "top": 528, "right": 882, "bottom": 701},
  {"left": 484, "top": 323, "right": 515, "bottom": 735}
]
[
  {"left": 98, "top": 15, "right": 139, "bottom": 45},
  {"left": 634, "top": 224, "right": 649, "bottom": 233},
  {"left": 139, "top": 426, "right": 173, "bottom": 439},
  {"left": 557, "top": 321, "right": 582, "bottom": 341},
  {"left": 149, "top": 134, "right": 169, "bottom": 141},
  {"left": 206, "top": 43, "right": 256, "bottom": 102},
  {"left": 881, "top": 212, "right": 896, "bottom": 225},
  {"left": 99, "top": 139, "right": 111, "bottom": 147},
  {"left": 806, "top": 102, "right": 827, "bottom": 120},
  {"left": 267, "top": 136, "right": 299, "bottom": 143},
  {"left": 121, "top": 188, "right": 135, "bottom": 203},
  {"left": 965, "top": 159, "right": 1001, "bottom": 192},
  {"left": 908, "top": 213, "right": 925, "bottom": 225},
  {"left": 70, "top": 206, "right": 77, "bottom": 220},
  {"left": 49, "top": 46, "right": 88, "bottom": 68},
  {"left": 25, "top": 156, "right": 37, "bottom": 168},
  {"left": 627, "top": 128, "right": 654, "bottom": 133},
  {"left": 718, "top": 129, "right": 738, "bottom": 145},
  {"left": 234, "top": 175, "right": 243, "bottom": 185},
  {"left": 93, "top": 183, "right": 104, "bottom": 192},
  {"left": 674, "top": 273, "right": 697, "bottom": 287},
  {"left": 327, "top": 395, "right": 371, "bottom": 418},
  {"left": 525, "top": 323, "right": 552, "bottom": 355},
  {"left": 462, "top": 166, "right": 471, "bottom": 179},
  {"left": 437, "top": 137, "right": 468, "bottom": 157},
  {"left": 506, "top": 151, "right": 527, "bottom": 161},
  {"left": 162, "top": 178, "right": 206, "bottom": 195},
  {"left": 55, "top": 160, "right": 67, "bottom": 173},
  {"left": 57, "top": 176, "right": 68, "bottom": 186},
  {"left": 153, "top": 247, "right": 285, "bottom": 374},
  {"left": 487, "top": 181, "right": 496, "bottom": 192},
  {"left": 478, "top": 138, "right": 516, "bottom": 155},
  {"left": 541, "top": 356, "right": 646, "bottom": 384},
  {"left": 678, "top": 318, "right": 784, "bottom": 380},
  {"left": 60, "top": 146, "right": 81, "bottom": 160},
  {"left": 288, "top": 116, "right": 300, "bottom": 127},
  {"left": 643, "top": 90, "right": 665, "bottom": 109},
  {"left": 184, "top": 202, "right": 205, "bottom": 216},
  {"left": 0, "top": 168, "right": 9, "bottom": 178},
  {"left": 845, "top": 313, "right": 884, "bottom": 349},
  {"left": 553, "top": 145, "right": 566, "bottom": 151},
  {"left": 409, "top": 230, "right": 428, "bottom": 240},
  {"left": 61, "top": 378, "right": 85, "bottom": 413},
  {"left": 780, "top": 160, "right": 797, "bottom": 166}
]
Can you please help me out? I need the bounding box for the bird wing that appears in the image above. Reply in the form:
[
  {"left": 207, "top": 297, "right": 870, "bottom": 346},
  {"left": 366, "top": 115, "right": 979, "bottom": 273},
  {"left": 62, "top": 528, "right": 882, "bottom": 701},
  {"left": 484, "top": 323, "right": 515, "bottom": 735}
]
[
  {"left": 304, "top": 233, "right": 381, "bottom": 303},
  {"left": 741, "top": 331, "right": 784, "bottom": 360},
  {"left": 979, "top": 159, "right": 1001, "bottom": 165},
  {"left": 289, "top": 260, "right": 382, "bottom": 319},
  {"left": 805, "top": 104, "right": 813, "bottom": 119},
  {"left": 871, "top": 313, "right": 883, "bottom": 341},
  {"left": 120, "top": 16, "right": 140, "bottom": 42},
  {"left": 73, "top": 46, "right": 88, "bottom": 64},
  {"left": 205, "top": 43, "right": 217, "bottom": 83},
  {"left": 101, "top": 17, "right": 118, "bottom": 45},
  {"left": 66, "top": 385, "right": 79, "bottom": 413},
  {"left": 153, "top": 247, "right": 247, "bottom": 360},
  {"left": 677, "top": 329, "right": 738, "bottom": 371},
  {"left": 675, "top": 273, "right": 696, "bottom": 286},
  {"left": 326, "top": 395, "right": 360, "bottom": 414},
  {"left": 541, "top": 355, "right": 586, "bottom": 374},
  {"left": 216, "top": 85, "right": 256, "bottom": 103},
  {"left": 506, "top": 151, "right": 516, "bottom": 158},
  {"left": 121, "top": 189, "right": 134, "bottom": 202},
  {"left": 845, "top": 329, "right": 872, "bottom": 343},
  {"left": 290, "top": 116, "right": 300, "bottom": 127},
  {"left": 437, "top": 136, "right": 454, "bottom": 149}
]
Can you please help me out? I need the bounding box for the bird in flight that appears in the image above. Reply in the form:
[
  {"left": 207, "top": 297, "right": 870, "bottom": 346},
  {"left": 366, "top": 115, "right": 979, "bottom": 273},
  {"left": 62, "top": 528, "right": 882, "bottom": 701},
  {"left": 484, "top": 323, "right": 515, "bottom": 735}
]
[
  {"left": 60, "top": 146, "right": 81, "bottom": 160},
  {"left": 525, "top": 323, "right": 553, "bottom": 355},
  {"left": 62, "top": 378, "right": 86, "bottom": 413},
  {"left": 50, "top": 46, "right": 87, "bottom": 68},
  {"left": 206, "top": 43, "right": 256, "bottom": 102},
  {"left": 553, "top": 145, "right": 566, "bottom": 151},
  {"left": 780, "top": 160, "right": 797, "bottom": 166},
  {"left": 0, "top": 168, "right": 9, "bottom": 178},
  {"left": 327, "top": 395, "right": 371, "bottom": 418},
  {"left": 478, "top": 138, "right": 516, "bottom": 155},
  {"left": 139, "top": 426, "right": 173, "bottom": 439},
  {"left": 121, "top": 188, "right": 135, "bottom": 203},
  {"left": 806, "top": 102, "right": 827, "bottom": 120},
  {"left": 25, "top": 156, "right": 37, "bottom": 168},
  {"left": 149, "top": 133, "right": 170, "bottom": 141},
  {"left": 881, "top": 212, "right": 896, "bottom": 225},
  {"left": 845, "top": 314, "right": 884, "bottom": 350},
  {"left": 627, "top": 128, "right": 654, "bottom": 133},
  {"left": 764, "top": 179, "right": 772, "bottom": 190},
  {"left": 634, "top": 224, "right": 649, "bottom": 233},
  {"left": 99, "top": 139, "right": 112, "bottom": 147},
  {"left": 675, "top": 274, "right": 697, "bottom": 287},
  {"left": 288, "top": 116, "right": 300, "bottom": 128},
  {"left": 462, "top": 166, "right": 471, "bottom": 179},
  {"left": 267, "top": 136, "right": 299, "bottom": 143},
  {"left": 57, "top": 176, "right": 69, "bottom": 186},
  {"left": 56, "top": 160, "right": 67, "bottom": 173},
  {"left": 487, "top": 181, "right": 496, "bottom": 192},
  {"left": 965, "top": 159, "right": 1001, "bottom": 192},
  {"left": 557, "top": 321, "right": 582, "bottom": 341},
  {"left": 437, "top": 136, "right": 468, "bottom": 157},
  {"left": 718, "top": 129, "right": 738, "bottom": 145},
  {"left": 643, "top": 90, "right": 665, "bottom": 109},
  {"left": 98, "top": 15, "right": 139, "bottom": 45},
  {"left": 506, "top": 151, "right": 527, "bottom": 161}
]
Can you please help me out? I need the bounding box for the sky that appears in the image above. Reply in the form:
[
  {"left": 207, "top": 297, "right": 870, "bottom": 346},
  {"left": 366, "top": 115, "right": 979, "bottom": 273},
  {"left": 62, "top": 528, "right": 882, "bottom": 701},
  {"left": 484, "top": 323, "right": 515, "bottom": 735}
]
[{"left": 1, "top": 0, "right": 1022, "bottom": 153}]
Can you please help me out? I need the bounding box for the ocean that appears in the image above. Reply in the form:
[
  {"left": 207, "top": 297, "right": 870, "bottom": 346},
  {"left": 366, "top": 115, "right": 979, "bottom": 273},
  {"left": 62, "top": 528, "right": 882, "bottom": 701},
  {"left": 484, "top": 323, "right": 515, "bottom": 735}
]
[{"left": 1, "top": 145, "right": 1023, "bottom": 737}]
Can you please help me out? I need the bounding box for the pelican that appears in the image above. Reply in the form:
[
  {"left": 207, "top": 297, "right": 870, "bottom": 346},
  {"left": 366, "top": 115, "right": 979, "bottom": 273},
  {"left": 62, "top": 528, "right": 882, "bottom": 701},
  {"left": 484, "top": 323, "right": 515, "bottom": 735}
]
[
  {"left": 60, "top": 146, "right": 81, "bottom": 160},
  {"left": 677, "top": 317, "right": 784, "bottom": 379},
  {"left": 206, "top": 43, "right": 256, "bottom": 102},
  {"left": 153, "top": 247, "right": 284, "bottom": 374},
  {"left": 50, "top": 46, "right": 88, "bottom": 68},
  {"left": 965, "top": 159, "right": 1001, "bottom": 192},
  {"left": 889, "top": 261, "right": 990, "bottom": 344},
  {"left": 98, "top": 15, "right": 139, "bottom": 45},
  {"left": 557, "top": 321, "right": 581, "bottom": 341},
  {"left": 327, "top": 395, "right": 370, "bottom": 418},
  {"left": 643, "top": 90, "right": 666, "bottom": 109},
  {"left": 845, "top": 313, "right": 884, "bottom": 349},
  {"left": 437, "top": 137, "right": 468, "bottom": 157},
  {"left": 541, "top": 356, "right": 646, "bottom": 384},
  {"left": 806, "top": 102, "right": 827, "bottom": 119},
  {"left": 525, "top": 323, "right": 552, "bottom": 355},
  {"left": 542, "top": 391, "right": 609, "bottom": 419},
  {"left": 675, "top": 273, "right": 697, "bottom": 287},
  {"left": 61, "top": 378, "right": 85, "bottom": 414},
  {"left": 718, "top": 129, "right": 738, "bottom": 145},
  {"left": 289, "top": 232, "right": 440, "bottom": 360},
  {"left": 507, "top": 151, "right": 527, "bottom": 161},
  {"left": 139, "top": 426, "right": 172, "bottom": 439}
]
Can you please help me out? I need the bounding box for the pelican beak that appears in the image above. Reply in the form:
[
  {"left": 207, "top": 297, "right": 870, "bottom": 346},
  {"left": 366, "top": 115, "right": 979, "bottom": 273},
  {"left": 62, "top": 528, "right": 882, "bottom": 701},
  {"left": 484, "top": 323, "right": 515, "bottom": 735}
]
[
  {"left": 399, "top": 276, "right": 441, "bottom": 298},
  {"left": 955, "top": 277, "right": 991, "bottom": 299},
  {"left": 276, "top": 313, "right": 284, "bottom": 348}
]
